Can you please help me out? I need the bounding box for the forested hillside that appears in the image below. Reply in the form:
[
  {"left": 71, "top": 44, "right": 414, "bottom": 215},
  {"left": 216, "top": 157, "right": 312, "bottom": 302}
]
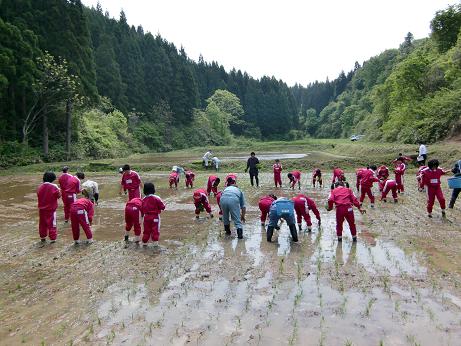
[
  {"left": 1, "top": 0, "right": 460, "bottom": 167},
  {"left": 293, "top": 4, "right": 461, "bottom": 143}
]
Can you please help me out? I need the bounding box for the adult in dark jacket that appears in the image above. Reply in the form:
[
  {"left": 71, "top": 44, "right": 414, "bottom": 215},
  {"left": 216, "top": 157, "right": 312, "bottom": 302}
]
[
  {"left": 449, "top": 160, "right": 461, "bottom": 209},
  {"left": 245, "top": 152, "right": 260, "bottom": 187}
]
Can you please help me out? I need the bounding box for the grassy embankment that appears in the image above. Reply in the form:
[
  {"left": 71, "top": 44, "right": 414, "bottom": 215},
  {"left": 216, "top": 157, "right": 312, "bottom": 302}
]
[{"left": 2, "top": 138, "right": 460, "bottom": 175}]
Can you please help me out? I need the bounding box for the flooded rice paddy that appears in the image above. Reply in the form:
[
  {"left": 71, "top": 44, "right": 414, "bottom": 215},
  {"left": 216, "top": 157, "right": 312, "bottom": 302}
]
[{"left": 0, "top": 170, "right": 461, "bottom": 345}]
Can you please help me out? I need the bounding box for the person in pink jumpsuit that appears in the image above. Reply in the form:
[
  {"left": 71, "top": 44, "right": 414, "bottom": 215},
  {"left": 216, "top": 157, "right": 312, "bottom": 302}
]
[
  {"left": 37, "top": 171, "right": 61, "bottom": 243},
  {"left": 355, "top": 166, "right": 368, "bottom": 192},
  {"left": 292, "top": 193, "right": 321, "bottom": 232},
  {"left": 288, "top": 170, "right": 302, "bottom": 190},
  {"left": 70, "top": 190, "right": 94, "bottom": 244},
  {"left": 421, "top": 159, "right": 450, "bottom": 218},
  {"left": 169, "top": 171, "right": 179, "bottom": 189},
  {"left": 312, "top": 168, "right": 323, "bottom": 188},
  {"left": 216, "top": 191, "right": 223, "bottom": 221},
  {"left": 193, "top": 188, "right": 213, "bottom": 219},
  {"left": 185, "top": 170, "right": 195, "bottom": 188},
  {"left": 59, "top": 168, "right": 81, "bottom": 222},
  {"left": 258, "top": 194, "right": 277, "bottom": 226},
  {"left": 273, "top": 160, "right": 283, "bottom": 188},
  {"left": 394, "top": 158, "right": 406, "bottom": 193},
  {"left": 332, "top": 167, "right": 345, "bottom": 184},
  {"left": 327, "top": 181, "right": 365, "bottom": 242},
  {"left": 224, "top": 173, "right": 238, "bottom": 187},
  {"left": 120, "top": 164, "right": 142, "bottom": 201},
  {"left": 379, "top": 178, "right": 398, "bottom": 203},
  {"left": 141, "top": 183, "right": 166, "bottom": 246},
  {"left": 416, "top": 165, "right": 428, "bottom": 192},
  {"left": 359, "top": 165, "right": 379, "bottom": 208},
  {"left": 124, "top": 197, "right": 143, "bottom": 242},
  {"left": 207, "top": 176, "right": 221, "bottom": 196}
]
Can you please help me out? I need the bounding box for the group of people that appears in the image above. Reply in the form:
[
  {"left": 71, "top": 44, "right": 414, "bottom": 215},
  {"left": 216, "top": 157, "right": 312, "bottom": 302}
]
[{"left": 36, "top": 152, "right": 460, "bottom": 246}]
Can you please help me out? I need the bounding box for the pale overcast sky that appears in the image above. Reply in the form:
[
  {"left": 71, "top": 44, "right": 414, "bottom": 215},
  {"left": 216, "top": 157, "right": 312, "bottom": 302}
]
[{"left": 82, "top": 0, "right": 458, "bottom": 86}]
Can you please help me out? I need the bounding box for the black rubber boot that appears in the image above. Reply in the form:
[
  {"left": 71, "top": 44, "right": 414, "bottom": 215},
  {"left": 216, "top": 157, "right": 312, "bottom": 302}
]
[
  {"left": 267, "top": 226, "right": 274, "bottom": 242},
  {"left": 237, "top": 228, "right": 243, "bottom": 239},
  {"left": 124, "top": 235, "right": 129, "bottom": 242},
  {"left": 224, "top": 224, "right": 231, "bottom": 235},
  {"left": 289, "top": 224, "right": 298, "bottom": 242}
]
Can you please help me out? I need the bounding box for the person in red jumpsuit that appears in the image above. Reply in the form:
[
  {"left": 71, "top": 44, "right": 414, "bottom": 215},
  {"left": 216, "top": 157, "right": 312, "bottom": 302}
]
[
  {"left": 288, "top": 170, "right": 302, "bottom": 190},
  {"left": 207, "top": 176, "right": 221, "bottom": 196},
  {"left": 141, "top": 183, "right": 166, "bottom": 246},
  {"left": 193, "top": 188, "right": 213, "bottom": 219},
  {"left": 355, "top": 166, "right": 368, "bottom": 192},
  {"left": 120, "top": 164, "right": 142, "bottom": 201},
  {"left": 216, "top": 191, "right": 223, "bottom": 221},
  {"left": 273, "top": 159, "right": 283, "bottom": 188},
  {"left": 169, "top": 171, "right": 179, "bottom": 189},
  {"left": 393, "top": 158, "right": 406, "bottom": 193},
  {"left": 332, "top": 167, "right": 345, "bottom": 184},
  {"left": 421, "top": 159, "right": 450, "bottom": 218},
  {"left": 327, "top": 181, "right": 366, "bottom": 242},
  {"left": 70, "top": 189, "right": 94, "bottom": 244},
  {"left": 224, "top": 173, "right": 238, "bottom": 187},
  {"left": 185, "top": 170, "right": 195, "bottom": 188},
  {"left": 377, "top": 165, "right": 390, "bottom": 183},
  {"left": 59, "top": 167, "right": 81, "bottom": 223},
  {"left": 416, "top": 165, "right": 428, "bottom": 192},
  {"left": 292, "top": 193, "right": 321, "bottom": 232},
  {"left": 379, "top": 178, "right": 398, "bottom": 203},
  {"left": 359, "top": 165, "right": 379, "bottom": 208},
  {"left": 124, "top": 197, "right": 143, "bottom": 243},
  {"left": 312, "top": 168, "right": 323, "bottom": 188},
  {"left": 37, "top": 171, "right": 61, "bottom": 243},
  {"left": 258, "top": 194, "right": 277, "bottom": 226}
]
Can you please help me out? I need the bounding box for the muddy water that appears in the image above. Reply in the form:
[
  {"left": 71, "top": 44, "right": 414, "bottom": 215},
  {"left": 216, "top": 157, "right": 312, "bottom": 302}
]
[{"left": 0, "top": 171, "right": 461, "bottom": 345}]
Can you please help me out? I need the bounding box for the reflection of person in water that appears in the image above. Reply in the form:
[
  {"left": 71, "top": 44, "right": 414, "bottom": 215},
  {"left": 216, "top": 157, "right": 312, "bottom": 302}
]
[{"left": 335, "top": 242, "right": 357, "bottom": 267}]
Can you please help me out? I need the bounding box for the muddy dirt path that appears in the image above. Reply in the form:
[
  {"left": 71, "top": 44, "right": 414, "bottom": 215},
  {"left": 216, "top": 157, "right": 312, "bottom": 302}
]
[{"left": 0, "top": 171, "right": 460, "bottom": 345}]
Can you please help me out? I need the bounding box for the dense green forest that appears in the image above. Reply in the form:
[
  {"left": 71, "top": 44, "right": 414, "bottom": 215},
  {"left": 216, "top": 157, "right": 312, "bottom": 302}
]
[{"left": 1, "top": 0, "right": 461, "bottom": 167}]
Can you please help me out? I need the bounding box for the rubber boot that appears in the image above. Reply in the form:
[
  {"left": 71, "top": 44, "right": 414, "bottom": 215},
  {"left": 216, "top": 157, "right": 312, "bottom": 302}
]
[
  {"left": 289, "top": 224, "right": 298, "bottom": 242},
  {"left": 267, "top": 226, "right": 274, "bottom": 242},
  {"left": 237, "top": 228, "right": 243, "bottom": 239},
  {"left": 298, "top": 223, "right": 302, "bottom": 232},
  {"left": 224, "top": 224, "right": 231, "bottom": 235}
]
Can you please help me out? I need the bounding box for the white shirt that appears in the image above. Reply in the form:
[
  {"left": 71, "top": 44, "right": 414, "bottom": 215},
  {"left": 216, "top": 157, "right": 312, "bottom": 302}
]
[
  {"left": 419, "top": 144, "right": 427, "bottom": 155},
  {"left": 203, "top": 151, "right": 212, "bottom": 160},
  {"left": 83, "top": 180, "right": 99, "bottom": 195}
]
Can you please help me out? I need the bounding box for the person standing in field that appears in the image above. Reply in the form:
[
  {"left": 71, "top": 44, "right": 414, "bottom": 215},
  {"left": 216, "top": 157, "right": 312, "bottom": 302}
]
[
  {"left": 258, "top": 194, "right": 277, "bottom": 226},
  {"left": 120, "top": 164, "right": 142, "bottom": 201},
  {"left": 448, "top": 160, "right": 461, "bottom": 209},
  {"left": 206, "top": 175, "right": 220, "bottom": 196},
  {"left": 193, "top": 188, "right": 213, "bottom": 219},
  {"left": 359, "top": 165, "right": 379, "bottom": 208},
  {"left": 59, "top": 168, "right": 81, "bottom": 223},
  {"left": 332, "top": 166, "right": 345, "bottom": 184},
  {"left": 224, "top": 173, "right": 238, "bottom": 186},
  {"left": 327, "top": 181, "right": 366, "bottom": 242},
  {"left": 266, "top": 198, "right": 298, "bottom": 243},
  {"left": 219, "top": 176, "right": 246, "bottom": 239},
  {"left": 394, "top": 158, "right": 407, "bottom": 193},
  {"left": 245, "top": 152, "right": 260, "bottom": 187},
  {"left": 141, "top": 183, "right": 166, "bottom": 246},
  {"left": 37, "top": 171, "right": 61, "bottom": 243},
  {"left": 169, "top": 170, "right": 180, "bottom": 189},
  {"left": 292, "top": 193, "right": 321, "bottom": 232},
  {"left": 124, "top": 197, "right": 142, "bottom": 243},
  {"left": 379, "top": 177, "right": 398, "bottom": 203},
  {"left": 273, "top": 159, "right": 283, "bottom": 188},
  {"left": 203, "top": 150, "right": 213, "bottom": 169},
  {"left": 212, "top": 156, "right": 221, "bottom": 171},
  {"left": 421, "top": 159, "right": 451, "bottom": 218},
  {"left": 185, "top": 169, "right": 195, "bottom": 188},
  {"left": 288, "top": 170, "right": 302, "bottom": 190},
  {"left": 418, "top": 142, "right": 428, "bottom": 166}
]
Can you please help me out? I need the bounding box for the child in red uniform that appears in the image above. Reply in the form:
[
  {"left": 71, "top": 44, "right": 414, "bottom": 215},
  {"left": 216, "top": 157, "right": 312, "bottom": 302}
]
[
  {"left": 359, "top": 165, "right": 379, "bottom": 208},
  {"left": 327, "top": 181, "right": 366, "bottom": 242},
  {"left": 258, "top": 194, "right": 277, "bottom": 226},
  {"left": 394, "top": 158, "right": 406, "bottom": 193},
  {"left": 216, "top": 191, "right": 223, "bottom": 220},
  {"left": 379, "top": 178, "right": 398, "bottom": 203},
  {"left": 124, "top": 197, "right": 143, "bottom": 242},
  {"left": 292, "top": 193, "right": 321, "bottom": 232},
  {"left": 312, "top": 168, "right": 322, "bottom": 188},
  {"left": 224, "top": 173, "right": 238, "bottom": 187},
  {"left": 169, "top": 171, "right": 179, "bottom": 189},
  {"left": 422, "top": 159, "right": 450, "bottom": 218},
  {"left": 59, "top": 168, "right": 81, "bottom": 223},
  {"left": 37, "top": 172, "right": 61, "bottom": 243},
  {"left": 70, "top": 189, "right": 94, "bottom": 245},
  {"left": 416, "top": 165, "right": 427, "bottom": 192},
  {"left": 193, "top": 188, "right": 213, "bottom": 219},
  {"left": 332, "top": 167, "right": 345, "bottom": 184},
  {"left": 120, "top": 164, "right": 142, "bottom": 201},
  {"left": 185, "top": 170, "right": 195, "bottom": 188},
  {"left": 377, "top": 165, "right": 390, "bottom": 182},
  {"left": 141, "top": 183, "right": 166, "bottom": 246},
  {"left": 207, "top": 176, "right": 221, "bottom": 196},
  {"left": 273, "top": 159, "right": 283, "bottom": 188},
  {"left": 288, "top": 170, "right": 301, "bottom": 190},
  {"left": 355, "top": 166, "right": 368, "bottom": 192}
]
